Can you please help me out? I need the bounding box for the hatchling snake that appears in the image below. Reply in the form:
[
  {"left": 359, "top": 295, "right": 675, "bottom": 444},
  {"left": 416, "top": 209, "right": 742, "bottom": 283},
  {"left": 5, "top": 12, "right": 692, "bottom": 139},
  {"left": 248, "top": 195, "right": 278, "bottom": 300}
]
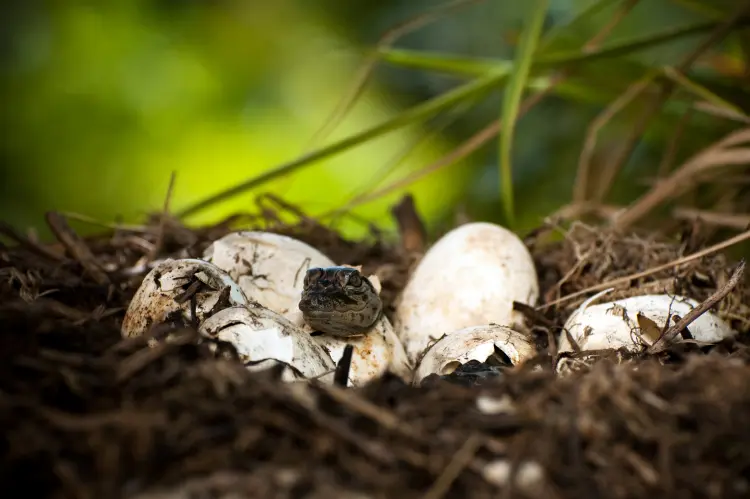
[{"left": 298, "top": 266, "right": 382, "bottom": 337}]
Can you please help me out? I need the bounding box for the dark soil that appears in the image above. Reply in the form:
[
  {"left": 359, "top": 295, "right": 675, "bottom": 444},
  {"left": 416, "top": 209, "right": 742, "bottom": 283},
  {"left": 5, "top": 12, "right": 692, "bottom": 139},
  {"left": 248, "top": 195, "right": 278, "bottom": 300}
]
[{"left": 1, "top": 200, "right": 749, "bottom": 499}]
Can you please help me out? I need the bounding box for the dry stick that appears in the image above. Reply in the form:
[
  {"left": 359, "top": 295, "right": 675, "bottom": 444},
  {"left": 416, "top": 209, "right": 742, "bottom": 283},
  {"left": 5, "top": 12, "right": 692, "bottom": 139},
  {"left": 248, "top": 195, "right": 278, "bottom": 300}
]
[
  {"left": 574, "top": 74, "right": 656, "bottom": 203},
  {"left": 57, "top": 212, "right": 151, "bottom": 233},
  {"left": 421, "top": 433, "right": 483, "bottom": 499},
  {"left": 582, "top": 0, "right": 642, "bottom": 52},
  {"left": 648, "top": 260, "right": 746, "bottom": 354},
  {"left": 693, "top": 101, "right": 750, "bottom": 124},
  {"left": 550, "top": 202, "right": 622, "bottom": 222},
  {"left": 673, "top": 207, "right": 750, "bottom": 230},
  {"left": 613, "top": 130, "right": 750, "bottom": 229},
  {"left": 45, "top": 211, "right": 110, "bottom": 285},
  {"left": 657, "top": 106, "right": 694, "bottom": 178},
  {"left": 594, "top": 0, "right": 750, "bottom": 202},
  {"left": 0, "top": 221, "right": 66, "bottom": 262},
  {"left": 541, "top": 226, "right": 750, "bottom": 308},
  {"left": 391, "top": 194, "right": 428, "bottom": 253},
  {"left": 304, "top": 0, "right": 485, "bottom": 150},
  {"left": 147, "top": 171, "right": 177, "bottom": 261}
]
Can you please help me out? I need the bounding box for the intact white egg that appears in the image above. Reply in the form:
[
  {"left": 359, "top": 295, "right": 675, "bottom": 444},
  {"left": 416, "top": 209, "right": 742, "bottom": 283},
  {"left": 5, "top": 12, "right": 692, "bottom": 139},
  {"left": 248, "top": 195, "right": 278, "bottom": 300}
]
[
  {"left": 199, "top": 305, "right": 336, "bottom": 383},
  {"left": 558, "top": 291, "right": 736, "bottom": 355},
  {"left": 413, "top": 325, "right": 536, "bottom": 385},
  {"left": 394, "top": 222, "right": 539, "bottom": 364},
  {"left": 121, "top": 258, "right": 249, "bottom": 338},
  {"left": 312, "top": 315, "right": 413, "bottom": 387},
  {"left": 202, "top": 231, "right": 335, "bottom": 327}
]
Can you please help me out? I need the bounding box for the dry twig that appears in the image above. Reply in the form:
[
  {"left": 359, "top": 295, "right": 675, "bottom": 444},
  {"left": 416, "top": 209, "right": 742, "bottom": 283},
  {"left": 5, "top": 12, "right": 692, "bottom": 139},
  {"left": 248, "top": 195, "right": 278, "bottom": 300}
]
[
  {"left": 147, "top": 171, "right": 177, "bottom": 261},
  {"left": 648, "top": 260, "right": 746, "bottom": 353},
  {"left": 613, "top": 127, "right": 750, "bottom": 229},
  {"left": 421, "top": 433, "right": 484, "bottom": 499},
  {"left": 543, "top": 227, "right": 750, "bottom": 308},
  {"left": 584, "top": 0, "right": 750, "bottom": 203},
  {"left": 45, "top": 212, "right": 110, "bottom": 285},
  {"left": 673, "top": 207, "right": 750, "bottom": 230}
]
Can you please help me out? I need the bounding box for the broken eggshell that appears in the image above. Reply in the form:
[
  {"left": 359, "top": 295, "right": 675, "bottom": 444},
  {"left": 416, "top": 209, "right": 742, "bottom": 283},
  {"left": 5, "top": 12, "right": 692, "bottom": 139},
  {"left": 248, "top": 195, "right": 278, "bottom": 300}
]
[
  {"left": 199, "top": 305, "right": 336, "bottom": 383},
  {"left": 312, "top": 315, "right": 413, "bottom": 387},
  {"left": 395, "top": 222, "right": 540, "bottom": 364},
  {"left": 202, "top": 231, "right": 335, "bottom": 327},
  {"left": 121, "top": 258, "right": 249, "bottom": 338},
  {"left": 412, "top": 325, "right": 536, "bottom": 385},
  {"left": 558, "top": 290, "right": 736, "bottom": 354}
]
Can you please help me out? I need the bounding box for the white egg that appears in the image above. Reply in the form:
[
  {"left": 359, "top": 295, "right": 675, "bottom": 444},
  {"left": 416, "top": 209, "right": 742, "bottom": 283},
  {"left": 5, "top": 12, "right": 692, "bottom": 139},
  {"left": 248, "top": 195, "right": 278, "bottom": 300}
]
[
  {"left": 199, "top": 305, "right": 336, "bottom": 383},
  {"left": 413, "top": 325, "right": 536, "bottom": 385},
  {"left": 558, "top": 290, "right": 736, "bottom": 354},
  {"left": 202, "top": 231, "right": 335, "bottom": 327},
  {"left": 395, "top": 222, "right": 539, "bottom": 364},
  {"left": 121, "top": 258, "right": 249, "bottom": 338},
  {"left": 312, "top": 315, "right": 413, "bottom": 387}
]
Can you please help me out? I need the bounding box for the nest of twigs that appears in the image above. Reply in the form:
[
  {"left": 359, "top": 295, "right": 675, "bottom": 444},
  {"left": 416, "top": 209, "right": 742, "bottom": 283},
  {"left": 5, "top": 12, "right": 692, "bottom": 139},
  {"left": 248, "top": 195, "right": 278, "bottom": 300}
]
[{"left": 1, "top": 199, "right": 749, "bottom": 499}]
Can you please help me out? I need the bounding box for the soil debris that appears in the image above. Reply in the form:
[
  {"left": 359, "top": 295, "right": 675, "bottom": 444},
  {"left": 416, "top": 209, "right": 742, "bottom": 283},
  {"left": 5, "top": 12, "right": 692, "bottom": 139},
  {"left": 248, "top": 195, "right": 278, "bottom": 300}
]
[{"left": 1, "top": 200, "right": 749, "bottom": 498}]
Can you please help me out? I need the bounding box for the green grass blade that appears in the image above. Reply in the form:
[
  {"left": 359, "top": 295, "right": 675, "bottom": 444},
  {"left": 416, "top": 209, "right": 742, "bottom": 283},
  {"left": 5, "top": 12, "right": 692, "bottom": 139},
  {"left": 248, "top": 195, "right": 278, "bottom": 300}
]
[
  {"left": 499, "top": 0, "right": 549, "bottom": 228},
  {"left": 177, "top": 71, "right": 506, "bottom": 219},
  {"left": 537, "top": 18, "right": 749, "bottom": 65},
  {"left": 380, "top": 17, "right": 741, "bottom": 79},
  {"left": 538, "top": 0, "right": 622, "bottom": 52},
  {"left": 669, "top": 0, "right": 727, "bottom": 19},
  {"left": 661, "top": 66, "right": 748, "bottom": 116},
  {"left": 377, "top": 48, "right": 511, "bottom": 76}
]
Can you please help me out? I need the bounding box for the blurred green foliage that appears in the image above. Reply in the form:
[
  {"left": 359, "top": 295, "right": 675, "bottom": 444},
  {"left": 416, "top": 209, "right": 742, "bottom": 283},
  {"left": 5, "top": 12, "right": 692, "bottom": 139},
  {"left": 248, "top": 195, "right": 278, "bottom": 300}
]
[
  {"left": 1, "top": 0, "right": 473, "bottom": 240},
  {"left": 1, "top": 0, "right": 748, "bottom": 242}
]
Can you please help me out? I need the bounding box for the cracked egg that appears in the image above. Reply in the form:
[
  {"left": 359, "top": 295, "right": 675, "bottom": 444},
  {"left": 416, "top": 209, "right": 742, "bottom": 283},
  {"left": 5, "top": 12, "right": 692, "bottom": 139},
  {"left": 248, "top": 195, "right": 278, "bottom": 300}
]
[
  {"left": 202, "top": 231, "right": 335, "bottom": 327},
  {"left": 199, "top": 305, "right": 336, "bottom": 383},
  {"left": 413, "top": 324, "right": 536, "bottom": 385},
  {"left": 395, "top": 222, "right": 539, "bottom": 364},
  {"left": 558, "top": 290, "right": 736, "bottom": 355},
  {"left": 121, "top": 258, "right": 248, "bottom": 338}
]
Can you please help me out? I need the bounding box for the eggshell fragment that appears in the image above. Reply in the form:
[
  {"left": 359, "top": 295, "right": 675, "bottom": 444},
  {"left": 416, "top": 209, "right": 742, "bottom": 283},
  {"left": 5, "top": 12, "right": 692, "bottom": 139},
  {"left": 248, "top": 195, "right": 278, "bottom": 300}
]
[
  {"left": 121, "top": 258, "right": 249, "bottom": 338},
  {"left": 199, "top": 305, "right": 336, "bottom": 383},
  {"left": 413, "top": 325, "right": 536, "bottom": 385},
  {"left": 558, "top": 291, "right": 736, "bottom": 354},
  {"left": 395, "top": 222, "right": 539, "bottom": 364},
  {"left": 202, "top": 231, "right": 335, "bottom": 327},
  {"left": 312, "top": 315, "right": 413, "bottom": 387}
]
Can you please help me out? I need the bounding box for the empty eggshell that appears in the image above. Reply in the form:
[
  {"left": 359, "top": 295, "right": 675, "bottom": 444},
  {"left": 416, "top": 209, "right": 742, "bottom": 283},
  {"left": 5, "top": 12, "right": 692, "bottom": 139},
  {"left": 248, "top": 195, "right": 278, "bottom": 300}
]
[
  {"left": 312, "top": 315, "right": 413, "bottom": 387},
  {"left": 199, "top": 305, "right": 336, "bottom": 383},
  {"left": 413, "top": 325, "right": 536, "bottom": 385},
  {"left": 558, "top": 291, "right": 736, "bottom": 354},
  {"left": 121, "top": 258, "right": 249, "bottom": 338},
  {"left": 202, "top": 231, "right": 335, "bottom": 327},
  {"left": 395, "top": 222, "right": 539, "bottom": 364}
]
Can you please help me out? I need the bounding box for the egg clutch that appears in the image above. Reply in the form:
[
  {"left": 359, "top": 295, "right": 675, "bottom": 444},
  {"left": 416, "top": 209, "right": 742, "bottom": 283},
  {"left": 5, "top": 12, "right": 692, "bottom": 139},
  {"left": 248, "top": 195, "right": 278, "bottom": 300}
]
[{"left": 121, "top": 222, "right": 737, "bottom": 386}]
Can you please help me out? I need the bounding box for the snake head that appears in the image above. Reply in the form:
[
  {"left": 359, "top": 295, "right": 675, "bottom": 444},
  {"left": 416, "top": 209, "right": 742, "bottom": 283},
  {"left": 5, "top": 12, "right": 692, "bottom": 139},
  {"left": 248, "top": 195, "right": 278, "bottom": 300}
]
[{"left": 299, "top": 266, "right": 382, "bottom": 337}]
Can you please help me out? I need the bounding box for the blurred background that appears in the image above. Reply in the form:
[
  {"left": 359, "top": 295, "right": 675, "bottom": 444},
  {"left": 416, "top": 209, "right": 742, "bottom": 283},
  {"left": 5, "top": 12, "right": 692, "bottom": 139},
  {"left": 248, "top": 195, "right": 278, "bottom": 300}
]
[{"left": 1, "top": 0, "right": 748, "bottom": 242}]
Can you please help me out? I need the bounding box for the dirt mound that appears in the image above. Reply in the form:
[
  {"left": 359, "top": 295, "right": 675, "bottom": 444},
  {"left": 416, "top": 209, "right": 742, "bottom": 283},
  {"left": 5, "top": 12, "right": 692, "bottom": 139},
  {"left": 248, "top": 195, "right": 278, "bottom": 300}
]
[{"left": 1, "top": 203, "right": 749, "bottom": 498}]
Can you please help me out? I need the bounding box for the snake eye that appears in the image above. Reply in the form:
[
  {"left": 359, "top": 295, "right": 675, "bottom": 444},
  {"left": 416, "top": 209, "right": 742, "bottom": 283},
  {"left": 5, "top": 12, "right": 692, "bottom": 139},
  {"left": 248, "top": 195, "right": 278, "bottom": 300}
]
[
  {"left": 348, "top": 273, "right": 362, "bottom": 287},
  {"left": 304, "top": 268, "right": 321, "bottom": 287}
]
